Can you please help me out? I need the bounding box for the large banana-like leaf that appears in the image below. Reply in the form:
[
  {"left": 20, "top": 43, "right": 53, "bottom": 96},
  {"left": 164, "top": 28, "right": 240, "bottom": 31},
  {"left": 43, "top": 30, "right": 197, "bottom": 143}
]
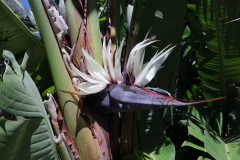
[
  {"left": 0, "top": 1, "right": 47, "bottom": 74},
  {"left": 0, "top": 0, "right": 52, "bottom": 98},
  {"left": 0, "top": 118, "right": 57, "bottom": 160},
  {"left": 0, "top": 51, "right": 58, "bottom": 159},
  {"left": 123, "top": 137, "right": 175, "bottom": 160},
  {"left": 188, "top": 1, "right": 240, "bottom": 110},
  {"left": 134, "top": 0, "right": 188, "bottom": 149},
  {"left": 183, "top": 107, "right": 240, "bottom": 160}
]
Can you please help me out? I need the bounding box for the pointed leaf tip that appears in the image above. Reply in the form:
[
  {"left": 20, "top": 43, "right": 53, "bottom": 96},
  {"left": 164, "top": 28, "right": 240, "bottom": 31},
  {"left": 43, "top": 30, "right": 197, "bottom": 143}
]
[
  {"left": 2, "top": 50, "right": 20, "bottom": 72},
  {"left": 175, "top": 96, "right": 226, "bottom": 106},
  {"left": 20, "top": 52, "right": 32, "bottom": 73}
]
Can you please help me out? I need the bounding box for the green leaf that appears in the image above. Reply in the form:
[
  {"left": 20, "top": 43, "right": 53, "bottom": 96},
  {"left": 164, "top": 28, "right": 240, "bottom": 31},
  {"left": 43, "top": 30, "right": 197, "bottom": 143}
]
[
  {"left": 86, "top": 0, "right": 103, "bottom": 65},
  {"left": 188, "top": 107, "right": 223, "bottom": 143},
  {"left": 0, "top": 0, "right": 53, "bottom": 97},
  {"left": 178, "top": 41, "right": 195, "bottom": 83},
  {"left": 188, "top": 120, "right": 204, "bottom": 142},
  {"left": 204, "top": 130, "right": 228, "bottom": 160},
  {"left": 0, "top": 51, "right": 58, "bottom": 159},
  {"left": 192, "top": 0, "right": 240, "bottom": 112},
  {"left": 64, "top": 0, "right": 84, "bottom": 61},
  {"left": 212, "top": 111, "right": 223, "bottom": 136},
  {"left": 0, "top": 118, "right": 58, "bottom": 160},
  {"left": 13, "top": 0, "right": 37, "bottom": 28},
  {"left": 1, "top": 51, "right": 46, "bottom": 117},
  {"left": 148, "top": 138, "right": 175, "bottom": 160},
  {"left": 226, "top": 140, "right": 240, "bottom": 159},
  {"left": 123, "top": 137, "right": 175, "bottom": 160},
  {"left": 136, "top": 0, "right": 188, "bottom": 93},
  {"left": 99, "top": 16, "right": 106, "bottom": 22},
  {"left": 135, "top": 0, "right": 188, "bottom": 149},
  {"left": 0, "top": 0, "right": 47, "bottom": 74},
  {"left": 182, "top": 141, "right": 205, "bottom": 152},
  {"left": 182, "top": 25, "right": 191, "bottom": 39},
  {"left": 123, "top": 150, "right": 151, "bottom": 160},
  {"left": 186, "top": 106, "right": 240, "bottom": 160},
  {"left": 197, "top": 156, "right": 212, "bottom": 160},
  {"left": 139, "top": 109, "right": 165, "bottom": 148},
  {"left": 119, "top": 0, "right": 126, "bottom": 41}
]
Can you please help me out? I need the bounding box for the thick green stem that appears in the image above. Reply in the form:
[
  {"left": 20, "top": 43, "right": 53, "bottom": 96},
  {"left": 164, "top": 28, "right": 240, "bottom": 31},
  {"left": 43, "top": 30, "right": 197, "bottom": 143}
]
[
  {"left": 29, "top": 1, "right": 105, "bottom": 159},
  {"left": 86, "top": 0, "right": 102, "bottom": 65},
  {"left": 65, "top": 0, "right": 84, "bottom": 62},
  {"left": 56, "top": 141, "right": 72, "bottom": 160},
  {"left": 29, "top": 0, "right": 79, "bottom": 139}
]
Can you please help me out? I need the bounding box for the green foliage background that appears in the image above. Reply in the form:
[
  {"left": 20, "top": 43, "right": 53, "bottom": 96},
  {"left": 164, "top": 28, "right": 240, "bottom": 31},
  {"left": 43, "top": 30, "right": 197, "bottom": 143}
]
[{"left": 1, "top": 0, "right": 240, "bottom": 159}]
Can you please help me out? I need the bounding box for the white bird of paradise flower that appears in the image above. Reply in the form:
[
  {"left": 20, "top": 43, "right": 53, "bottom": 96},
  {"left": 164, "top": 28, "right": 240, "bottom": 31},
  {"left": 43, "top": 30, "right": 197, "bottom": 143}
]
[{"left": 70, "top": 32, "right": 175, "bottom": 95}]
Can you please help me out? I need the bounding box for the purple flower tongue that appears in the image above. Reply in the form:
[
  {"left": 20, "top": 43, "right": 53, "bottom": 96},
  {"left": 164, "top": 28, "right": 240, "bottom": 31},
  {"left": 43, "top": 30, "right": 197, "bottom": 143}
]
[{"left": 84, "top": 83, "right": 225, "bottom": 113}]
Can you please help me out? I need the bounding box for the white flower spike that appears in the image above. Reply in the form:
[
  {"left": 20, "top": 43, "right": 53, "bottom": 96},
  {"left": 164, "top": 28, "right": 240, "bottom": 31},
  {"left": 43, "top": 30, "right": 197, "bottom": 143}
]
[
  {"left": 134, "top": 44, "right": 176, "bottom": 87},
  {"left": 71, "top": 32, "right": 175, "bottom": 95}
]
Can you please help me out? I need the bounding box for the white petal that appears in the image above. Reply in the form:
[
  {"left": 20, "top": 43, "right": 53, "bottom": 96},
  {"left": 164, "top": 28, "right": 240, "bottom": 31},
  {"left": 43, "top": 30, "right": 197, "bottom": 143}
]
[
  {"left": 139, "top": 65, "right": 164, "bottom": 86},
  {"left": 106, "top": 39, "right": 116, "bottom": 82},
  {"left": 152, "top": 44, "right": 173, "bottom": 63},
  {"left": 130, "top": 38, "right": 156, "bottom": 55},
  {"left": 75, "top": 82, "right": 107, "bottom": 94},
  {"left": 71, "top": 63, "right": 104, "bottom": 84},
  {"left": 133, "top": 47, "right": 145, "bottom": 77},
  {"left": 134, "top": 45, "right": 176, "bottom": 87},
  {"left": 145, "top": 87, "right": 172, "bottom": 96},
  {"left": 102, "top": 37, "right": 109, "bottom": 73},
  {"left": 126, "top": 53, "right": 134, "bottom": 76},
  {"left": 152, "top": 45, "right": 175, "bottom": 65},
  {"left": 141, "top": 61, "right": 149, "bottom": 70},
  {"left": 144, "top": 29, "right": 151, "bottom": 39},
  {"left": 115, "top": 37, "right": 125, "bottom": 84},
  {"left": 82, "top": 48, "right": 111, "bottom": 83},
  {"left": 126, "top": 37, "right": 156, "bottom": 77},
  {"left": 139, "top": 50, "right": 145, "bottom": 71}
]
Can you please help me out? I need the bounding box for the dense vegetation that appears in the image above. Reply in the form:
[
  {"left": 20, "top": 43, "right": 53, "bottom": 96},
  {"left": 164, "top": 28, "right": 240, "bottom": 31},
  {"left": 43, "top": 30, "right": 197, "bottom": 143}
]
[{"left": 0, "top": 0, "right": 240, "bottom": 160}]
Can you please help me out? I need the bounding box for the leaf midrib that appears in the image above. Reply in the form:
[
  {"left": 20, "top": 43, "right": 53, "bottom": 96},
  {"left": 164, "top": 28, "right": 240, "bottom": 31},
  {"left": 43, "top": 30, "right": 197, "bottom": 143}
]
[{"left": 212, "top": 0, "right": 225, "bottom": 105}]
